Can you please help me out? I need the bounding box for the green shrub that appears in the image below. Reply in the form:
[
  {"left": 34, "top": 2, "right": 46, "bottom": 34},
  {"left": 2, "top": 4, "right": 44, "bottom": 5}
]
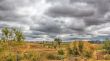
[
  {"left": 103, "top": 39, "right": 110, "bottom": 54},
  {"left": 66, "top": 41, "right": 94, "bottom": 59},
  {"left": 83, "top": 51, "right": 92, "bottom": 59},
  {"left": 46, "top": 53, "right": 64, "bottom": 60},
  {"left": 0, "top": 46, "right": 4, "bottom": 52},
  {"left": 58, "top": 49, "right": 64, "bottom": 55},
  {"left": 6, "top": 53, "right": 16, "bottom": 61},
  {"left": 24, "top": 51, "right": 44, "bottom": 61},
  {"left": 69, "top": 41, "right": 83, "bottom": 57},
  {"left": 65, "top": 47, "right": 73, "bottom": 56}
]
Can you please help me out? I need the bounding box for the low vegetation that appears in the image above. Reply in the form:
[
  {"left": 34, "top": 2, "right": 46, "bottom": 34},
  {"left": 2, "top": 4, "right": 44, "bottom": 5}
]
[{"left": 0, "top": 27, "right": 110, "bottom": 61}]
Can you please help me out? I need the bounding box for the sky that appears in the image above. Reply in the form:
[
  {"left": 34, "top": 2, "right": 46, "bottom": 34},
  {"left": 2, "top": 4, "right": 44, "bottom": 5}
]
[{"left": 0, "top": 0, "right": 110, "bottom": 41}]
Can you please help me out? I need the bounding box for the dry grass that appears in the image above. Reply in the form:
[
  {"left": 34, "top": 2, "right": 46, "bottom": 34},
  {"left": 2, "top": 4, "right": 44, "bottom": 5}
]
[{"left": 0, "top": 42, "right": 109, "bottom": 61}]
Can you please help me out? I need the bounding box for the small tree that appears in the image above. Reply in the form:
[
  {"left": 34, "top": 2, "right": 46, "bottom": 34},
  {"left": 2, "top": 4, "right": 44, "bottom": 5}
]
[
  {"left": 1, "top": 27, "right": 25, "bottom": 42},
  {"left": 1, "top": 27, "right": 12, "bottom": 41},
  {"left": 54, "top": 38, "right": 62, "bottom": 48},
  {"left": 12, "top": 28, "right": 25, "bottom": 42},
  {"left": 103, "top": 39, "right": 110, "bottom": 54}
]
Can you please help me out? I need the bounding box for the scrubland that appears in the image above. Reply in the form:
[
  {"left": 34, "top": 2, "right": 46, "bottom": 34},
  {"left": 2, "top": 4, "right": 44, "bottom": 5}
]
[{"left": 0, "top": 27, "right": 110, "bottom": 61}]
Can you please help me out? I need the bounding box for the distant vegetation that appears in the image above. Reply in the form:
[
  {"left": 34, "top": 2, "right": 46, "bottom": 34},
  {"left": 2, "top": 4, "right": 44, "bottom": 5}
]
[
  {"left": 1, "top": 27, "right": 25, "bottom": 42},
  {"left": 0, "top": 27, "right": 110, "bottom": 61},
  {"left": 53, "top": 38, "right": 62, "bottom": 48},
  {"left": 103, "top": 39, "right": 110, "bottom": 54}
]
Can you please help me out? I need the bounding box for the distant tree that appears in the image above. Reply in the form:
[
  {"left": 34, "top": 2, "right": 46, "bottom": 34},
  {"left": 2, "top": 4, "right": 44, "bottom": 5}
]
[
  {"left": 1, "top": 27, "right": 12, "bottom": 41},
  {"left": 12, "top": 28, "right": 25, "bottom": 42},
  {"left": 1, "top": 27, "right": 25, "bottom": 42},
  {"left": 103, "top": 39, "right": 110, "bottom": 54},
  {"left": 54, "top": 38, "right": 62, "bottom": 48}
]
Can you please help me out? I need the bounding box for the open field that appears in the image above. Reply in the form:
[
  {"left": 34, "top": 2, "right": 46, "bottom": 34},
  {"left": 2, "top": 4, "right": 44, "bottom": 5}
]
[
  {"left": 0, "top": 41, "right": 110, "bottom": 61},
  {"left": 0, "top": 27, "right": 110, "bottom": 61},
  {"left": 1, "top": 0, "right": 110, "bottom": 61}
]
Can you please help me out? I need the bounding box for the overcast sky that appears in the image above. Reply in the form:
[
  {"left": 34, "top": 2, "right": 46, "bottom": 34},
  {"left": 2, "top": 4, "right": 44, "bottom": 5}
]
[{"left": 0, "top": 0, "right": 110, "bottom": 41}]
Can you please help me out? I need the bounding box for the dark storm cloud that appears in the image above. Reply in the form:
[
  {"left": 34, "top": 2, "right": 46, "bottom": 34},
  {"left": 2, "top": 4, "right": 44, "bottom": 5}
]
[
  {"left": 69, "top": 27, "right": 85, "bottom": 32},
  {"left": 84, "top": 17, "right": 106, "bottom": 26},
  {"left": 30, "top": 19, "right": 63, "bottom": 34},
  {"left": 45, "top": 0, "right": 110, "bottom": 22},
  {"left": 0, "top": 0, "right": 110, "bottom": 41},
  {"left": 31, "top": 31, "right": 46, "bottom": 35},
  {"left": 0, "top": 0, "right": 41, "bottom": 21},
  {"left": 0, "top": 0, "right": 22, "bottom": 21},
  {"left": 45, "top": 0, "right": 110, "bottom": 35},
  {"left": 47, "top": 0, "right": 110, "bottom": 15},
  {"left": 30, "top": 16, "right": 86, "bottom": 36},
  {"left": 70, "top": 0, "right": 110, "bottom": 14},
  {"left": 45, "top": 4, "right": 95, "bottom": 18}
]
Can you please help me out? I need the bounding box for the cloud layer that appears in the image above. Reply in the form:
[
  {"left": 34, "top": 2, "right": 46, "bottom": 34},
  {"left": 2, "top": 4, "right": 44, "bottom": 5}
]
[{"left": 0, "top": 0, "right": 110, "bottom": 41}]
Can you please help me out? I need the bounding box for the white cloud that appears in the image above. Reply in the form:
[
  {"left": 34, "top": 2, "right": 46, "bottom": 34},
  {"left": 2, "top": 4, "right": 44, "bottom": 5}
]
[{"left": 0, "top": 0, "right": 110, "bottom": 41}]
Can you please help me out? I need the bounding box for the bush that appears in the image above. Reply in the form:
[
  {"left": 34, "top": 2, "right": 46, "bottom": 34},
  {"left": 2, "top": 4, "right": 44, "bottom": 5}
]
[
  {"left": 58, "top": 49, "right": 64, "bottom": 55},
  {"left": 103, "top": 39, "right": 110, "bottom": 54},
  {"left": 46, "top": 53, "right": 64, "bottom": 60},
  {"left": 6, "top": 53, "right": 16, "bottom": 61},
  {"left": 24, "top": 51, "right": 44, "bottom": 61},
  {"left": 65, "top": 41, "right": 94, "bottom": 59},
  {"left": 104, "top": 54, "right": 110, "bottom": 60},
  {"left": 0, "top": 46, "right": 4, "bottom": 52},
  {"left": 83, "top": 51, "right": 92, "bottom": 59},
  {"left": 69, "top": 41, "right": 84, "bottom": 57}
]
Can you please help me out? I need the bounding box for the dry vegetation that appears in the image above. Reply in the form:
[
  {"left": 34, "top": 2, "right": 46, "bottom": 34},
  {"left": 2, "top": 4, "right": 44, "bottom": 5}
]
[
  {"left": 0, "top": 41, "right": 110, "bottom": 61},
  {"left": 0, "top": 27, "right": 110, "bottom": 61}
]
